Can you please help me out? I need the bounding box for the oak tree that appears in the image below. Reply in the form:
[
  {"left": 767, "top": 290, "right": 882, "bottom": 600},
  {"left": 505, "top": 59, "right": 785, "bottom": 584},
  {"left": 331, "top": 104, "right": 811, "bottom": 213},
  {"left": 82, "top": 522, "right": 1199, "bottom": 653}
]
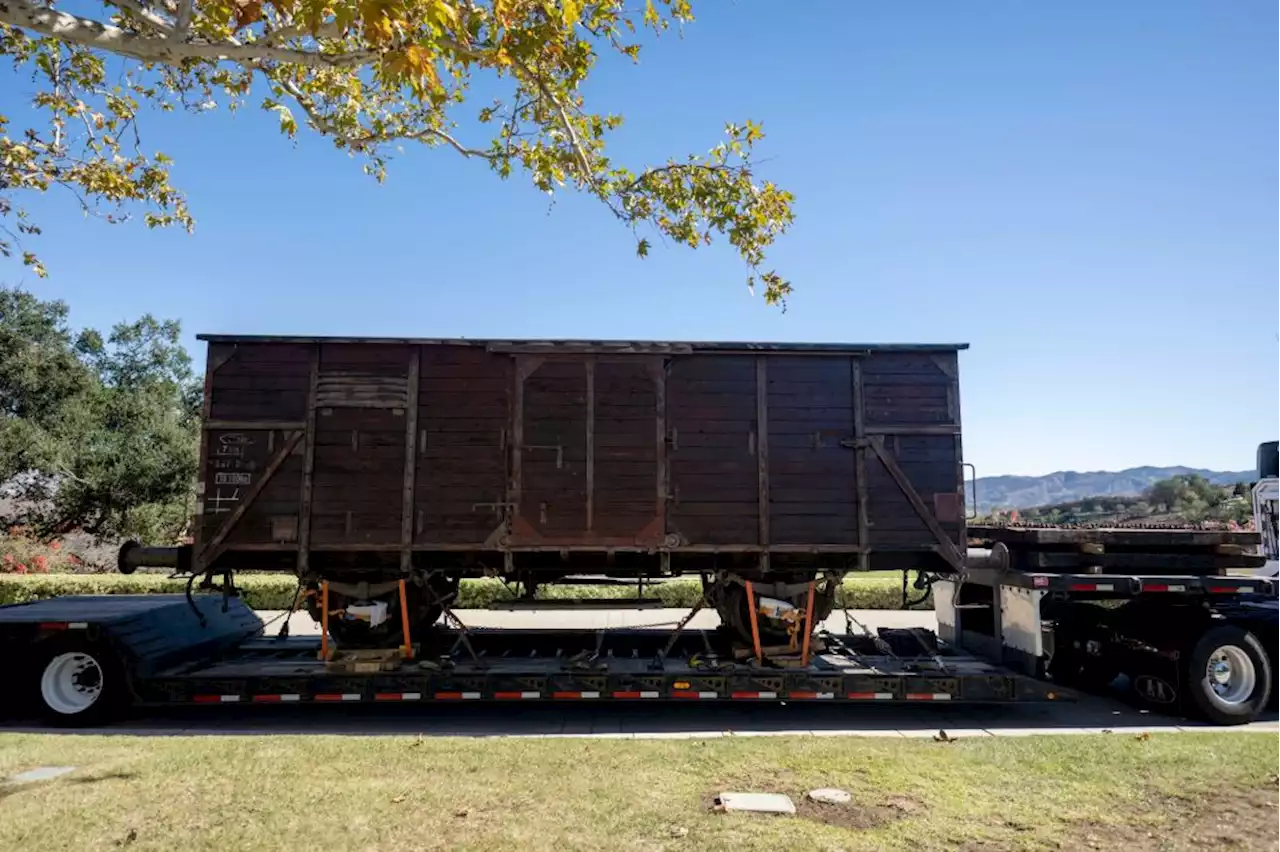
[
  {"left": 0, "top": 286, "right": 200, "bottom": 543},
  {"left": 0, "top": 0, "right": 795, "bottom": 302}
]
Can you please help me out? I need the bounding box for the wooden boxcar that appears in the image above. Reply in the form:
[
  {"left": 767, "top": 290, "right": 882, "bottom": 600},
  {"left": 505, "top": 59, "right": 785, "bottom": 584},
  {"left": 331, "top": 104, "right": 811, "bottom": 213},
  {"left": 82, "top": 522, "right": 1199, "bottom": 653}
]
[{"left": 191, "top": 337, "right": 968, "bottom": 641}]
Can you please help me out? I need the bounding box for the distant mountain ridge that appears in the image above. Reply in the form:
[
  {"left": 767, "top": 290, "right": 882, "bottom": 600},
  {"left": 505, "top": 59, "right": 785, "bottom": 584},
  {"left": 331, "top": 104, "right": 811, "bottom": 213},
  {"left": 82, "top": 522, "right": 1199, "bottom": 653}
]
[{"left": 972, "top": 466, "right": 1253, "bottom": 514}]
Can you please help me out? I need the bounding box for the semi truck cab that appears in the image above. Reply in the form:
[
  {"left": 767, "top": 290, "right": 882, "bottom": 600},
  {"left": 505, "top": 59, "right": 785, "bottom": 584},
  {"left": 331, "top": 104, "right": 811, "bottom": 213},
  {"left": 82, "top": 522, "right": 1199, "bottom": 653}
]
[{"left": 1252, "top": 441, "right": 1278, "bottom": 579}]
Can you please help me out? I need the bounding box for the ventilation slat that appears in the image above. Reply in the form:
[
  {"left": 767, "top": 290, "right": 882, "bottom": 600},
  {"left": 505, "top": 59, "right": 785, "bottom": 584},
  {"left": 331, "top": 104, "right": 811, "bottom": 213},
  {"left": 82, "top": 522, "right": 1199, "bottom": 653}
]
[{"left": 316, "top": 372, "right": 409, "bottom": 408}]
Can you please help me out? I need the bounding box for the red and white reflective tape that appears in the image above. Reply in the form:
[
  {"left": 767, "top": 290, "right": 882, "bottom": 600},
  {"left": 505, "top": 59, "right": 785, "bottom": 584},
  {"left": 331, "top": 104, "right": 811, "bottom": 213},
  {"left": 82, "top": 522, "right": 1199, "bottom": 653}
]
[
  {"left": 612, "top": 690, "right": 660, "bottom": 699},
  {"left": 1069, "top": 583, "right": 1115, "bottom": 592},
  {"left": 251, "top": 694, "right": 301, "bottom": 703},
  {"left": 314, "top": 693, "right": 361, "bottom": 702},
  {"left": 905, "top": 692, "right": 952, "bottom": 701},
  {"left": 1143, "top": 583, "right": 1187, "bottom": 593},
  {"left": 493, "top": 691, "right": 541, "bottom": 700},
  {"left": 787, "top": 691, "right": 835, "bottom": 700},
  {"left": 846, "top": 692, "right": 894, "bottom": 701},
  {"left": 434, "top": 691, "right": 482, "bottom": 700},
  {"left": 552, "top": 691, "right": 601, "bottom": 699},
  {"left": 672, "top": 690, "right": 719, "bottom": 700},
  {"left": 730, "top": 691, "right": 778, "bottom": 699},
  {"left": 193, "top": 694, "right": 240, "bottom": 704},
  {"left": 1207, "top": 585, "right": 1252, "bottom": 594},
  {"left": 39, "top": 621, "right": 89, "bottom": 631},
  {"left": 374, "top": 692, "right": 422, "bottom": 701}
]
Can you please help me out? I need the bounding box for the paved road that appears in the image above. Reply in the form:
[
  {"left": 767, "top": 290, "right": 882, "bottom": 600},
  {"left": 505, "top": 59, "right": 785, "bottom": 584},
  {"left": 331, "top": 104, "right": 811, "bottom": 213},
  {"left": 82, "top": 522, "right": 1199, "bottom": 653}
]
[{"left": 6, "top": 608, "right": 1276, "bottom": 738}]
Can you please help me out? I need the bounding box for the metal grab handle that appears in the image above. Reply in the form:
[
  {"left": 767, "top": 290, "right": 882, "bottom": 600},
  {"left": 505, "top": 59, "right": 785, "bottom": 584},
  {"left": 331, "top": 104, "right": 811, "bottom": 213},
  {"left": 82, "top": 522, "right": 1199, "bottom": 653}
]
[{"left": 963, "top": 462, "right": 978, "bottom": 519}]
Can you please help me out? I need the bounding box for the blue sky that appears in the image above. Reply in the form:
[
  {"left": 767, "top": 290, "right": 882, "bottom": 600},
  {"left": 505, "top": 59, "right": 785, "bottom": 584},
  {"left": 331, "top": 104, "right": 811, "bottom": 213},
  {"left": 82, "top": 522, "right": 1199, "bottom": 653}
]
[{"left": 3, "top": 1, "right": 1276, "bottom": 476}]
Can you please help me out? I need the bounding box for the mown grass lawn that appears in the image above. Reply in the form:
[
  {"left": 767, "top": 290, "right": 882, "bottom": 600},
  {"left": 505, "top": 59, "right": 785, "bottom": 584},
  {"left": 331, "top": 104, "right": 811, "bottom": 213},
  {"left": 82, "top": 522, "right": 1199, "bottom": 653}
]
[{"left": 0, "top": 732, "right": 1274, "bottom": 852}]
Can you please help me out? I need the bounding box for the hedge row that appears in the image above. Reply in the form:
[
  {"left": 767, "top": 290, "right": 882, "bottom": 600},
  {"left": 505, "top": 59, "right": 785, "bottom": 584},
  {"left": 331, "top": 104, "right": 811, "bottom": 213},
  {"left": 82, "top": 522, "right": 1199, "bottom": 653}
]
[{"left": 0, "top": 573, "right": 931, "bottom": 611}]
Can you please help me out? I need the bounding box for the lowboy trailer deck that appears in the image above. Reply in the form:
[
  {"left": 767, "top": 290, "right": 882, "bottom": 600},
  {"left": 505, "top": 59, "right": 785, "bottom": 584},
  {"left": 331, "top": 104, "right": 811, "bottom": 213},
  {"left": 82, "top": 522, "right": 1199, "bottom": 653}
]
[
  {"left": 0, "top": 595, "right": 1062, "bottom": 724},
  {"left": 1, "top": 562, "right": 1272, "bottom": 727}
]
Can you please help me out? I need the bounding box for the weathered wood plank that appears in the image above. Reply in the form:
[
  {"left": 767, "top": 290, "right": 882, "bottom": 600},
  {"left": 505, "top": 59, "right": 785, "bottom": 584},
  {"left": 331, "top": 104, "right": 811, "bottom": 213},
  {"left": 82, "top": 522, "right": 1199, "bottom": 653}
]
[
  {"left": 756, "top": 357, "right": 770, "bottom": 551},
  {"left": 295, "top": 347, "right": 320, "bottom": 573},
  {"left": 400, "top": 349, "right": 420, "bottom": 570}
]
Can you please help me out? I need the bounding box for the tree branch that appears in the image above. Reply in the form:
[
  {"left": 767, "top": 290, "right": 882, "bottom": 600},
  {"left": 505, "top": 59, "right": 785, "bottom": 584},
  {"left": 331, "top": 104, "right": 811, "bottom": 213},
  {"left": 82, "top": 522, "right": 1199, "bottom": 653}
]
[
  {"left": 272, "top": 73, "right": 494, "bottom": 159},
  {"left": 263, "top": 21, "right": 345, "bottom": 44},
  {"left": 109, "top": 0, "right": 174, "bottom": 33},
  {"left": 507, "top": 54, "right": 598, "bottom": 189},
  {"left": 0, "top": 0, "right": 376, "bottom": 68},
  {"left": 172, "top": 0, "right": 191, "bottom": 39}
]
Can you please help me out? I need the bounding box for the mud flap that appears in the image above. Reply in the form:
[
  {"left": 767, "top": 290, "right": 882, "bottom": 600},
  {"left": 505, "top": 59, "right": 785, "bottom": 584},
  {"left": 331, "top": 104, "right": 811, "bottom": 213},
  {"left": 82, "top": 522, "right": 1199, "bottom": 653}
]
[{"left": 1127, "top": 648, "right": 1185, "bottom": 715}]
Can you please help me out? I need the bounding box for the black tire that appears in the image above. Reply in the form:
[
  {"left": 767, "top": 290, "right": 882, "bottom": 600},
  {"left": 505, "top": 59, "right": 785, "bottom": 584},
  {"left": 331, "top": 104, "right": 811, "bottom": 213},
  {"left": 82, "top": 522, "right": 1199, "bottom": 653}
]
[
  {"left": 31, "top": 636, "right": 127, "bottom": 728},
  {"left": 1183, "top": 625, "right": 1272, "bottom": 726}
]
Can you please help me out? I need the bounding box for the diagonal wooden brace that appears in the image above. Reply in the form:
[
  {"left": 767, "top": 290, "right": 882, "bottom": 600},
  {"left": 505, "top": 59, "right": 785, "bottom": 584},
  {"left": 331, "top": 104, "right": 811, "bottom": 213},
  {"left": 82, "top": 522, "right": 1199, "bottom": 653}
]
[
  {"left": 866, "top": 436, "right": 966, "bottom": 572},
  {"left": 198, "top": 429, "right": 304, "bottom": 569}
]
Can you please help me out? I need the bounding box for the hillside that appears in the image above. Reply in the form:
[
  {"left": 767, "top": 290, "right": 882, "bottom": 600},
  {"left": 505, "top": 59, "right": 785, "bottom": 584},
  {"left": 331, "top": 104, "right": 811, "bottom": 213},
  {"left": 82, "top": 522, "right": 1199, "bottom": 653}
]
[
  {"left": 972, "top": 466, "right": 1253, "bottom": 514},
  {"left": 981, "top": 473, "right": 1256, "bottom": 527}
]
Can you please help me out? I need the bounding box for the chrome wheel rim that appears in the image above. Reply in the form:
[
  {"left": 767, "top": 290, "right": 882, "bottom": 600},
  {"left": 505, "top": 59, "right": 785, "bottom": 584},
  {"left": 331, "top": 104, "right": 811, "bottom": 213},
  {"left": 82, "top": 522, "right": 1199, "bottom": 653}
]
[
  {"left": 1204, "top": 645, "right": 1256, "bottom": 708},
  {"left": 40, "top": 652, "right": 104, "bottom": 715}
]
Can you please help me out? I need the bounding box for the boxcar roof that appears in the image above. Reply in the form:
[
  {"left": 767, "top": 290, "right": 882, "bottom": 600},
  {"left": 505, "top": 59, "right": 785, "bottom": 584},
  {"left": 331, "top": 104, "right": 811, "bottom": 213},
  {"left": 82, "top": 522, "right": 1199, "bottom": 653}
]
[{"left": 196, "top": 335, "right": 968, "bottom": 354}]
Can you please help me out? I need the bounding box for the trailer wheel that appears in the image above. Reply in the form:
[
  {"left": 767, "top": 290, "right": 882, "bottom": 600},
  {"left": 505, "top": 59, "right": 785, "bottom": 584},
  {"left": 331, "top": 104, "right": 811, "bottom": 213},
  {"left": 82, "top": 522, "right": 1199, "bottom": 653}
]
[
  {"left": 32, "top": 637, "right": 125, "bottom": 727},
  {"left": 1184, "top": 625, "right": 1272, "bottom": 726}
]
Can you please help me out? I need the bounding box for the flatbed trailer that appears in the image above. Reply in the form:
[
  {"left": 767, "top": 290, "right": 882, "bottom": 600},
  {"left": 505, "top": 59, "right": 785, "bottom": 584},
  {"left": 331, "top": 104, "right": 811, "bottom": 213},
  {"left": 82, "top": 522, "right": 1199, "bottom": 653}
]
[
  {"left": 3, "top": 332, "right": 1275, "bottom": 729},
  {"left": 1, "top": 565, "right": 1274, "bottom": 728}
]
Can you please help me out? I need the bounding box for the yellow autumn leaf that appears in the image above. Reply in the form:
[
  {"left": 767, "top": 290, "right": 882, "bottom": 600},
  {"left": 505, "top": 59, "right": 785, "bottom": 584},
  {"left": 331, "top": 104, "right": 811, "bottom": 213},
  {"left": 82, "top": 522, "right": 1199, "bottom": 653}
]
[
  {"left": 561, "top": 0, "right": 580, "bottom": 28},
  {"left": 426, "top": 0, "right": 458, "bottom": 28},
  {"left": 402, "top": 44, "right": 432, "bottom": 73},
  {"left": 643, "top": 0, "right": 659, "bottom": 27},
  {"left": 368, "top": 17, "right": 396, "bottom": 42},
  {"left": 359, "top": 0, "right": 397, "bottom": 43}
]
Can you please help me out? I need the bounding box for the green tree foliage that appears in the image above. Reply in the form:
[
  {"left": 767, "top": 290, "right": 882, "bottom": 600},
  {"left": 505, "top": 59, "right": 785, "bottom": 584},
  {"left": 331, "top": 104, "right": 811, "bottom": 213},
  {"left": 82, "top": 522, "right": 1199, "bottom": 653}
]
[
  {"left": 0, "top": 286, "right": 199, "bottom": 542},
  {"left": 1145, "top": 474, "right": 1225, "bottom": 520},
  {"left": 0, "top": 0, "right": 796, "bottom": 303}
]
